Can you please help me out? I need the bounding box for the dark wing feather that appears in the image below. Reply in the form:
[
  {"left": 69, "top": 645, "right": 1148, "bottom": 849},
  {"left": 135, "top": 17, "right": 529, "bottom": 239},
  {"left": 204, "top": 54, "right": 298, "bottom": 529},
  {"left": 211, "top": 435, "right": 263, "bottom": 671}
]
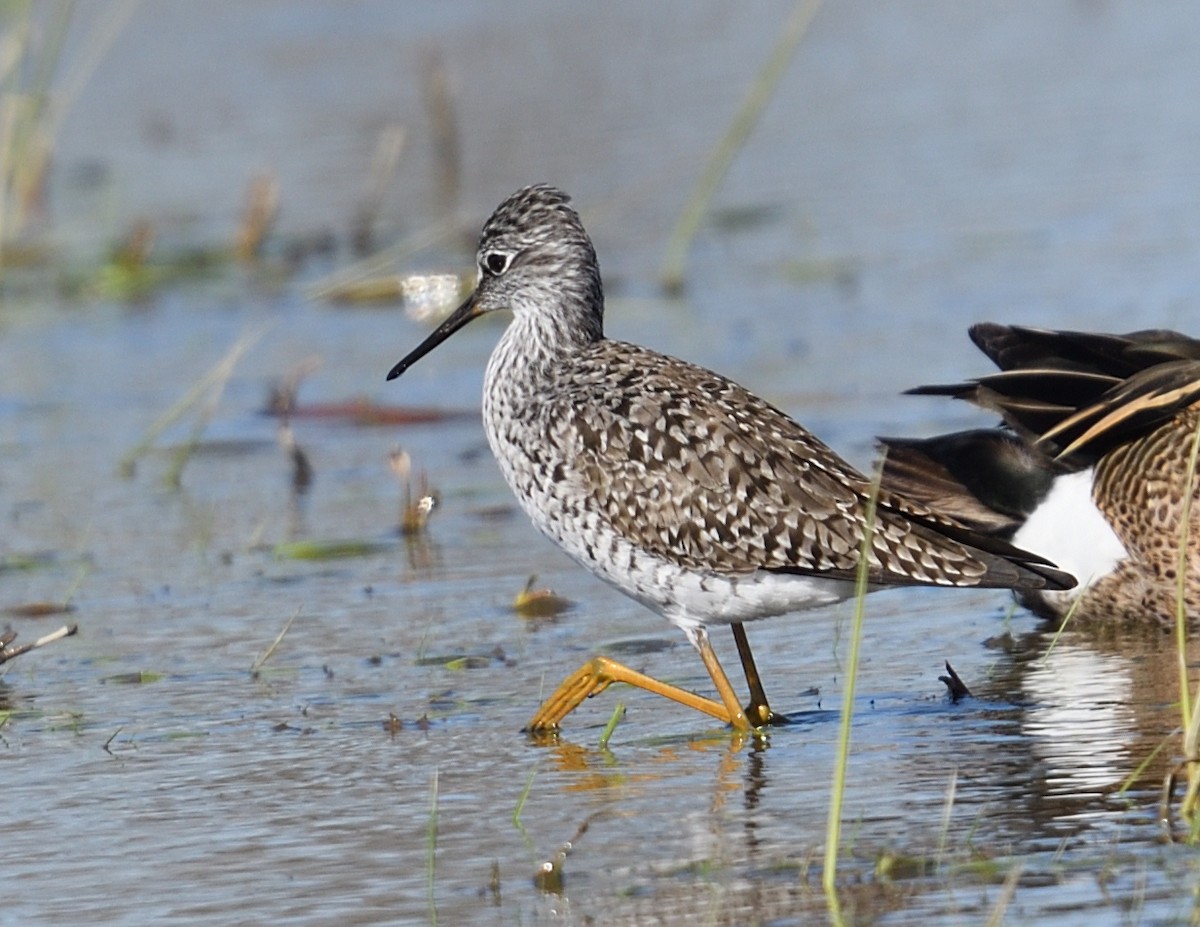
[
  {"left": 1042, "top": 360, "right": 1200, "bottom": 460},
  {"left": 878, "top": 429, "right": 1061, "bottom": 533},
  {"left": 908, "top": 324, "right": 1200, "bottom": 465}
]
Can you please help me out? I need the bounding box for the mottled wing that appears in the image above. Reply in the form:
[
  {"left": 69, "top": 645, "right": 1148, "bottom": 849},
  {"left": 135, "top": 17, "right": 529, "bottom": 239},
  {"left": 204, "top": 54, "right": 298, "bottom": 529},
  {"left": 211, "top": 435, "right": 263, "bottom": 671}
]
[{"left": 548, "top": 342, "right": 1066, "bottom": 591}]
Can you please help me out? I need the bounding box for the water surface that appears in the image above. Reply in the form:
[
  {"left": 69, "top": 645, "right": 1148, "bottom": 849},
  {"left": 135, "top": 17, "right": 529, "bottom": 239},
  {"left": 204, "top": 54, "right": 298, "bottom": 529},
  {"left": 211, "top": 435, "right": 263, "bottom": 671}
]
[{"left": 5, "top": 2, "right": 1200, "bottom": 924}]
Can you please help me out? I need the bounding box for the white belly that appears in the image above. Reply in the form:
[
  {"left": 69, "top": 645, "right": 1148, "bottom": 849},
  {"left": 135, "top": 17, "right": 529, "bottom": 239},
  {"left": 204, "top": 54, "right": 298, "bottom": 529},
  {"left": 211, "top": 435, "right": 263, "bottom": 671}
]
[{"left": 530, "top": 495, "right": 857, "bottom": 633}]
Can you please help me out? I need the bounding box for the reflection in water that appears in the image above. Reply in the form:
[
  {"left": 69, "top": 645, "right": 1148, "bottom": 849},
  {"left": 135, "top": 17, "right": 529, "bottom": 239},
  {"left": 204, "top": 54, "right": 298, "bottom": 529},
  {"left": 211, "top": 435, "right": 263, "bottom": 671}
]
[
  {"left": 522, "top": 623, "right": 1200, "bottom": 924},
  {"left": 1021, "top": 642, "right": 1136, "bottom": 797},
  {"left": 530, "top": 731, "right": 961, "bottom": 925},
  {"left": 539, "top": 731, "right": 751, "bottom": 798},
  {"left": 968, "top": 624, "right": 1197, "bottom": 839},
  {"left": 401, "top": 529, "right": 441, "bottom": 574}
]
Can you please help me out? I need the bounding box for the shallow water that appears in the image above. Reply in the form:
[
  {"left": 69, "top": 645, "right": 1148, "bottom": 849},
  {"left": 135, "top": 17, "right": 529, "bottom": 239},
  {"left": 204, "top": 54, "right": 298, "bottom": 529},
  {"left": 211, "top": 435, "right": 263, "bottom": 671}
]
[{"left": 5, "top": 2, "right": 1200, "bottom": 924}]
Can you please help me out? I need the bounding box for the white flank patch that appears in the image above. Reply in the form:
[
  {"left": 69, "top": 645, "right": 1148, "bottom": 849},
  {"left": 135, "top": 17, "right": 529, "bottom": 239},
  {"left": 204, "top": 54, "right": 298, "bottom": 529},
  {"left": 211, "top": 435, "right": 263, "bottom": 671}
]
[{"left": 1012, "top": 468, "right": 1128, "bottom": 589}]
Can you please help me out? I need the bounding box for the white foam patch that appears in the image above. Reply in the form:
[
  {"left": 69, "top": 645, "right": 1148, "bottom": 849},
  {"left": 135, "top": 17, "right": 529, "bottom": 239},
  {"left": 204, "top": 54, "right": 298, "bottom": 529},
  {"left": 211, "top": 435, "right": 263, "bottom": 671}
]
[{"left": 1013, "top": 468, "right": 1128, "bottom": 589}]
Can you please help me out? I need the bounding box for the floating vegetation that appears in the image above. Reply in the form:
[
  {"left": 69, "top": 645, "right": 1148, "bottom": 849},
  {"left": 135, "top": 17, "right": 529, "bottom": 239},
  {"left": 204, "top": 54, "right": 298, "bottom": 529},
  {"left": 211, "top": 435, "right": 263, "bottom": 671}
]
[
  {"left": 424, "top": 655, "right": 490, "bottom": 671},
  {"left": 709, "top": 202, "right": 784, "bottom": 231},
  {"left": 268, "top": 396, "right": 469, "bottom": 427},
  {"left": 264, "top": 358, "right": 470, "bottom": 427},
  {"left": 512, "top": 575, "right": 574, "bottom": 620},
  {"left": 89, "top": 218, "right": 163, "bottom": 299},
  {"left": 85, "top": 234, "right": 226, "bottom": 301},
  {"left": 102, "top": 670, "right": 163, "bottom": 685},
  {"left": 874, "top": 851, "right": 936, "bottom": 882},
  {"left": 0, "top": 551, "right": 64, "bottom": 574},
  {"left": 0, "top": 559, "right": 88, "bottom": 632},
  {"left": 69, "top": 164, "right": 295, "bottom": 301},
  {"left": 272, "top": 538, "right": 391, "bottom": 561},
  {"left": 3, "top": 601, "right": 75, "bottom": 618},
  {"left": 415, "top": 645, "right": 509, "bottom": 671}
]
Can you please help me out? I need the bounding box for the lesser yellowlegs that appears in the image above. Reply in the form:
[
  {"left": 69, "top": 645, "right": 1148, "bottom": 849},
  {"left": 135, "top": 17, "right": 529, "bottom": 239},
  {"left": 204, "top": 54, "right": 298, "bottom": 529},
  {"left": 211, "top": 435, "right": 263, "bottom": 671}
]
[
  {"left": 387, "top": 187, "right": 1074, "bottom": 732},
  {"left": 883, "top": 323, "right": 1200, "bottom": 624}
]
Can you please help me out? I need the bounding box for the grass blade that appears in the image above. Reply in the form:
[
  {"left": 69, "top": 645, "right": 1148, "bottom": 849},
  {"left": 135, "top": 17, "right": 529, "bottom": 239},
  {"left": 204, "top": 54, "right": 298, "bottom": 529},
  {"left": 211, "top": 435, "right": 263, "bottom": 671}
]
[
  {"left": 659, "top": 0, "right": 824, "bottom": 294},
  {"left": 823, "top": 461, "right": 881, "bottom": 904},
  {"left": 598, "top": 702, "right": 625, "bottom": 749},
  {"left": 1175, "top": 415, "right": 1200, "bottom": 823},
  {"left": 249, "top": 607, "right": 300, "bottom": 677},
  {"left": 428, "top": 766, "right": 439, "bottom": 927},
  {"left": 118, "top": 326, "right": 266, "bottom": 479}
]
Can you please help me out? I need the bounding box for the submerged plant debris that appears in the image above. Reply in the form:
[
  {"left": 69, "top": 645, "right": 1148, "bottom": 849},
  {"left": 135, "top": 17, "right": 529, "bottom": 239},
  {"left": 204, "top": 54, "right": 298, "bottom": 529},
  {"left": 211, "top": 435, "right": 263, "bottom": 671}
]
[
  {"left": 512, "top": 575, "right": 574, "bottom": 619},
  {"left": 272, "top": 539, "right": 392, "bottom": 561},
  {"left": 0, "top": 624, "right": 77, "bottom": 666},
  {"left": 101, "top": 671, "right": 163, "bottom": 685},
  {"left": 938, "top": 661, "right": 972, "bottom": 701},
  {"left": 4, "top": 601, "right": 76, "bottom": 618}
]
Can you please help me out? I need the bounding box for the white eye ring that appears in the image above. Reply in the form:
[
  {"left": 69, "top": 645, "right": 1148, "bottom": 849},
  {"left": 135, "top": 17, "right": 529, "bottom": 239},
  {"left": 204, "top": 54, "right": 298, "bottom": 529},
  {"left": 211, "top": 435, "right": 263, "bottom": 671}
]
[{"left": 481, "top": 251, "right": 513, "bottom": 276}]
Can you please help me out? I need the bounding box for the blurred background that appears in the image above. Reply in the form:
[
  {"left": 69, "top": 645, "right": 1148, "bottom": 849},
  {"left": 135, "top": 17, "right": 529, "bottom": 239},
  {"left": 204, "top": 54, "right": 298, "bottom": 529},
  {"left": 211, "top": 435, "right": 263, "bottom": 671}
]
[
  {"left": 4, "top": 2, "right": 1200, "bottom": 925},
  {"left": 15, "top": 1, "right": 1200, "bottom": 434}
]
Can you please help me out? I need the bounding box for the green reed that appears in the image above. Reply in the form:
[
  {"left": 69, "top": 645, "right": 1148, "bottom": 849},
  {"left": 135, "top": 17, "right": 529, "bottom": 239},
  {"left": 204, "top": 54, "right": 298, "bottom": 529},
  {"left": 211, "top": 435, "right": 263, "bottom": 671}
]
[
  {"left": 659, "top": 0, "right": 823, "bottom": 295},
  {"left": 1174, "top": 415, "right": 1200, "bottom": 825},
  {"left": 823, "top": 463, "right": 881, "bottom": 914}
]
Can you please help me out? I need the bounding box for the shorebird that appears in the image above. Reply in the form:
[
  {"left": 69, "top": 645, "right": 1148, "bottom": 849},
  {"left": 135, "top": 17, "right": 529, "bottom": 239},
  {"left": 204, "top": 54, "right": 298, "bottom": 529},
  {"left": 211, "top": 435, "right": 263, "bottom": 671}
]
[
  {"left": 882, "top": 323, "right": 1200, "bottom": 624},
  {"left": 387, "top": 185, "right": 1073, "bottom": 733}
]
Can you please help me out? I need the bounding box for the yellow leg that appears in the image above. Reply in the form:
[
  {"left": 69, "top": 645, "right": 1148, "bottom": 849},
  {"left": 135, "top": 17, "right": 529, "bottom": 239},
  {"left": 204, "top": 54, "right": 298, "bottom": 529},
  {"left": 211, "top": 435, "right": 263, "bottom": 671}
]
[
  {"left": 525, "top": 627, "right": 752, "bottom": 734},
  {"left": 524, "top": 655, "right": 730, "bottom": 732},
  {"left": 731, "top": 622, "right": 779, "bottom": 726},
  {"left": 692, "top": 628, "right": 752, "bottom": 732}
]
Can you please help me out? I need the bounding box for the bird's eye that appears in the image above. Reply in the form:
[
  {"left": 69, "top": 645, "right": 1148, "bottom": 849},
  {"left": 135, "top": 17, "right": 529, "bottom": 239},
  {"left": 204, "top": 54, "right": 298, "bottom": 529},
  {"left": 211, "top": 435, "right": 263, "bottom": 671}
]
[{"left": 482, "top": 251, "right": 512, "bottom": 276}]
